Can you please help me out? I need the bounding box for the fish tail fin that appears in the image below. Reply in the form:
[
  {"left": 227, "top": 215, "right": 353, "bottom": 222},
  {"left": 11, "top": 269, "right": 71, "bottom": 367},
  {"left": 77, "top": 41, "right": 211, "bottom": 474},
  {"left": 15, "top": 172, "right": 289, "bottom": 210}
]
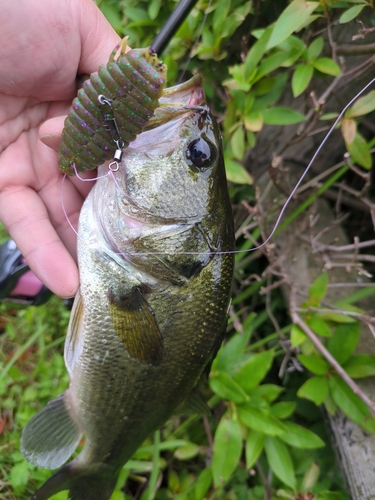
[{"left": 31, "top": 462, "right": 117, "bottom": 500}]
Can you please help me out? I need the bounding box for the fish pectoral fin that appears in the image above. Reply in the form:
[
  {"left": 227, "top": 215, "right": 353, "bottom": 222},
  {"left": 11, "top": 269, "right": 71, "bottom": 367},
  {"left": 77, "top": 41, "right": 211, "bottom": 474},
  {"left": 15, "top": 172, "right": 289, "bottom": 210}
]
[
  {"left": 174, "top": 386, "right": 211, "bottom": 416},
  {"left": 21, "top": 392, "right": 82, "bottom": 470},
  {"left": 109, "top": 287, "right": 164, "bottom": 366}
]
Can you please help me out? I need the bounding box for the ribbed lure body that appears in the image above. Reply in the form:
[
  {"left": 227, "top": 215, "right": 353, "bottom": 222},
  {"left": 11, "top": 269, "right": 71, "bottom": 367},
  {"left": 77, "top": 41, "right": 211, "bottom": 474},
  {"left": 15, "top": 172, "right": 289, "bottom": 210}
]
[{"left": 58, "top": 38, "right": 167, "bottom": 175}]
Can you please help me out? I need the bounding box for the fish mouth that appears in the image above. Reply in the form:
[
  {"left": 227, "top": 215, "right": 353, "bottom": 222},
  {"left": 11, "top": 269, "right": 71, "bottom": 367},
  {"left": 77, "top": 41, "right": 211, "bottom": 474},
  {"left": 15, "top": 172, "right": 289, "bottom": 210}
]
[
  {"left": 143, "top": 75, "right": 205, "bottom": 131},
  {"left": 160, "top": 74, "right": 205, "bottom": 107}
]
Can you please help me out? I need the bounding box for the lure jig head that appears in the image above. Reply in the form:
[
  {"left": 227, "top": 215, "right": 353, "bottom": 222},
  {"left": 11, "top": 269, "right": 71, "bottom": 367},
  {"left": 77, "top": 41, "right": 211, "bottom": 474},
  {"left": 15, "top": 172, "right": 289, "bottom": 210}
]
[{"left": 58, "top": 38, "right": 167, "bottom": 175}]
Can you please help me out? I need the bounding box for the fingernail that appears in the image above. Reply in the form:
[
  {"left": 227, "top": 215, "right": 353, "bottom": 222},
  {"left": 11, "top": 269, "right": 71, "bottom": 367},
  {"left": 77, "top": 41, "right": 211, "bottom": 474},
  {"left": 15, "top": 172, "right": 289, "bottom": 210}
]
[{"left": 40, "top": 134, "right": 62, "bottom": 152}]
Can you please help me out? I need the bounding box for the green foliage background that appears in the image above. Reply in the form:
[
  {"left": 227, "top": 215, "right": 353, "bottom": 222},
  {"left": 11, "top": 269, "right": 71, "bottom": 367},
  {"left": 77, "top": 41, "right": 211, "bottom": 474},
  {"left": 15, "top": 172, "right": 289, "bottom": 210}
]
[{"left": 1, "top": 0, "right": 375, "bottom": 499}]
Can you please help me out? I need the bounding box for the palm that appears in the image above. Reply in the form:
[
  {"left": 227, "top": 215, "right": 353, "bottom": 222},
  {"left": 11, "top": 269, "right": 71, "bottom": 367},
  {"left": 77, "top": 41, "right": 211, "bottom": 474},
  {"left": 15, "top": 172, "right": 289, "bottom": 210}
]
[{"left": 0, "top": 0, "right": 119, "bottom": 297}]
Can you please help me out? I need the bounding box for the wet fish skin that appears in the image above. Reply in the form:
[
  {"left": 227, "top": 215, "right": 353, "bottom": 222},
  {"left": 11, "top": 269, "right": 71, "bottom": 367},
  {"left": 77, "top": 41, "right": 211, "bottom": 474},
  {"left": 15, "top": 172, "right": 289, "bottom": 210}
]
[{"left": 22, "top": 75, "right": 234, "bottom": 500}]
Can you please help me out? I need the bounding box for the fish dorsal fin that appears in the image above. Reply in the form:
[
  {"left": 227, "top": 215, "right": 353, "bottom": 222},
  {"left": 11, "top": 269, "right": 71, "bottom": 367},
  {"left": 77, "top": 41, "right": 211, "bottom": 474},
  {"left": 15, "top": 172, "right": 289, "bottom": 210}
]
[
  {"left": 21, "top": 393, "right": 82, "bottom": 470},
  {"left": 174, "top": 386, "right": 211, "bottom": 416},
  {"left": 108, "top": 287, "right": 164, "bottom": 366},
  {"left": 65, "top": 289, "right": 85, "bottom": 375}
]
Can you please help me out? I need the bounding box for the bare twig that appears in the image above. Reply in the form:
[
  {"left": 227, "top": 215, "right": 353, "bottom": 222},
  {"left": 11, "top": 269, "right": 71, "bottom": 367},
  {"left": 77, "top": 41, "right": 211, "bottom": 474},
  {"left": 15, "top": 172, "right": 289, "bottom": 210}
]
[
  {"left": 337, "top": 43, "right": 375, "bottom": 55},
  {"left": 296, "top": 306, "right": 375, "bottom": 323},
  {"left": 308, "top": 239, "right": 375, "bottom": 253},
  {"left": 259, "top": 277, "right": 287, "bottom": 295},
  {"left": 229, "top": 306, "right": 244, "bottom": 334},
  {"left": 255, "top": 461, "right": 273, "bottom": 500},
  {"left": 265, "top": 275, "right": 286, "bottom": 341},
  {"left": 290, "top": 302, "right": 375, "bottom": 416},
  {"left": 327, "top": 283, "right": 375, "bottom": 288}
]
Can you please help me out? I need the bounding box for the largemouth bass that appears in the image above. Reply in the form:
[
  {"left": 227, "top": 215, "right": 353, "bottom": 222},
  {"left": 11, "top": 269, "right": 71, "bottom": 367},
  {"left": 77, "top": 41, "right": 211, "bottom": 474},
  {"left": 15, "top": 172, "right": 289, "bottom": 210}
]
[{"left": 21, "top": 74, "right": 234, "bottom": 499}]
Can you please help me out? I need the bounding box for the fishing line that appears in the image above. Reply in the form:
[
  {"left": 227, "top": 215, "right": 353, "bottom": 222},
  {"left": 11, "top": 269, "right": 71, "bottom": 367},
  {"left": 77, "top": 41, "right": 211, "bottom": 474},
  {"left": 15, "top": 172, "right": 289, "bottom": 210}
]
[
  {"left": 177, "top": 0, "right": 213, "bottom": 84},
  {"left": 61, "top": 174, "right": 78, "bottom": 236},
  {"left": 63, "top": 76, "right": 375, "bottom": 258}
]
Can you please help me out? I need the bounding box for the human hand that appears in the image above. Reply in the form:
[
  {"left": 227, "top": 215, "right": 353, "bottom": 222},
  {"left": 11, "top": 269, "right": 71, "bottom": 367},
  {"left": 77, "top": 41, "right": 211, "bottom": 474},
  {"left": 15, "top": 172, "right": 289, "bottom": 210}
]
[{"left": 0, "top": 0, "right": 120, "bottom": 297}]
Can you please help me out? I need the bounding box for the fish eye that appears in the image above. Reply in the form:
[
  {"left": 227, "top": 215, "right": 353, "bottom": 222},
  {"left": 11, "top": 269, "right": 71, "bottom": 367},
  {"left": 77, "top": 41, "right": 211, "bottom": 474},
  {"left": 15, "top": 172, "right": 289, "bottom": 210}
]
[{"left": 185, "top": 137, "right": 216, "bottom": 169}]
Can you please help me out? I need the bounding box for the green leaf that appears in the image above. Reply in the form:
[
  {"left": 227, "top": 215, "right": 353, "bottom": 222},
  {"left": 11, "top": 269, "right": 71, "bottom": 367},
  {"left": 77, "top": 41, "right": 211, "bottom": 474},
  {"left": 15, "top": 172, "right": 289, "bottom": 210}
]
[
  {"left": 292, "top": 64, "right": 314, "bottom": 97},
  {"left": 327, "top": 323, "right": 360, "bottom": 365},
  {"left": 209, "top": 371, "right": 250, "bottom": 403},
  {"left": 111, "top": 491, "right": 126, "bottom": 500},
  {"left": 244, "top": 28, "right": 273, "bottom": 81},
  {"left": 147, "top": 0, "right": 161, "bottom": 20},
  {"left": 298, "top": 354, "right": 330, "bottom": 375},
  {"left": 320, "top": 112, "right": 339, "bottom": 120},
  {"left": 225, "top": 159, "right": 253, "bottom": 184},
  {"left": 290, "top": 324, "right": 306, "bottom": 347},
  {"left": 313, "top": 58, "right": 341, "bottom": 76},
  {"left": 344, "top": 355, "right": 375, "bottom": 378},
  {"left": 255, "top": 52, "right": 295, "bottom": 81},
  {"left": 270, "top": 401, "right": 296, "bottom": 419},
  {"left": 301, "top": 462, "right": 320, "bottom": 492},
  {"left": 245, "top": 430, "right": 265, "bottom": 468},
  {"left": 341, "top": 117, "right": 357, "bottom": 145},
  {"left": 279, "top": 421, "right": 325, "bottom": 449},
  {"left": 261, "top": 107, "right": 305, "bottom": 125},
  {"left": 307, "top": 272, "right": 328, "bottom": 306},
  {"left": 317, "top": 491, "right": 344, "bottom": 500},
  {"left": 278, "top": 35, "right": 306, "bottom": 66},
  {"left": 297, "top": 376, "right": 328, "bottom": 405},
  {"left": 99, "top": 4, "right": 124, "bottom": 33},
  {"left": 195, "top": 468, "right": 212, "bottom": 500},
  {"left": 264, "top": 437, "right": 296, "bottom": 489},
  {"left": 234, "top": 350, "right": 274, "bottom": 392},
  {"left": 346, "top": 90, "right": 375, "bottom": 118},
  {"left": 339, "top": 4, "right": 365, "bottom": 23},
  {"left": 307, "top": 316, "right": 331, "bottom": 337},
  {"left": 238, "top": 404, "right": 287, "bottom": 436},
  {"left": 219, "top": 3, "right": 252, "bottom": 39},
  {"left": 318, "top": 311, "right": 357, "bottom": 324},
  {"left": 212, "top": 414, "right": 243, "bottom": 487},
  {"left": 347, "top": 132, "right": 372, "bottom": 169},
  {"left": 307, "top": 37, "right": 324, "bottom": 62},
  {"left": 244, "top": 111, "right": 264, "bottom": 132},
  {"left": 324, "top": 390, "right": 337, "bottom": 415},
  {"left": 231, "top": 126, "right": 245, "bottom": 160},
  {"left": 252, "top": 73, "right": 288, "bottom": 112},
  {"left": 138, "top": 440, "right": 188, "bottom": 454},
  {"left": 267, "top": 0, "right": 319, "bottom": 50},
  {"left": 212, "top": 0, "right": 231, "bottom": 37},
  {"left": 252, "top": 77, "right": 277, "bottom": 97},
  {"left": 213, "top": 331, "right": 252, "bottom": 372},
  {"left": 10, "top": 461, "right": 30, "bottom": 492},
  {"left": 329, "top": 376, "right": 375, "bottom": 434},
  {"left": 174, "top": 443, "right": 200, "bottom": 461},
  {"left": 251, "top": 384, "right": 285, "bottom": 403},
  {"left": 125, "top": 6, "right": 150, "bottom": 22}
]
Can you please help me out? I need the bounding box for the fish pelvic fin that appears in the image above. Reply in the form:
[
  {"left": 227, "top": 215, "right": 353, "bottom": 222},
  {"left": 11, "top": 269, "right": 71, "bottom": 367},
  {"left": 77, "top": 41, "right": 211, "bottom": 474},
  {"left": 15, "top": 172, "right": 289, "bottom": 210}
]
[
  {"left": 21, "top": 392, "right": 82, "bottom": 470},
  {"left": 30, "top": 462, "right": 117, "bottom": 500}
]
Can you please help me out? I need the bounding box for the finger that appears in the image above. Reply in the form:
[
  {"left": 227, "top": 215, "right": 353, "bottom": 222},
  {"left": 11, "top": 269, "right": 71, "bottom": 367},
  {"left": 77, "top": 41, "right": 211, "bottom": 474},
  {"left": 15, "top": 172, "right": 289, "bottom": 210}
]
[
  {"left": 39, "top": 134, "right": 61, "bottom": 152},
  {"left": 39, "top": 116, "right": 65, "bottom": 152},
  {"left": 77, "top": 0, "right": 121, "bottom": 74},
  {"left": 0, "top": 185, "right": 79, "bottom": 298}
]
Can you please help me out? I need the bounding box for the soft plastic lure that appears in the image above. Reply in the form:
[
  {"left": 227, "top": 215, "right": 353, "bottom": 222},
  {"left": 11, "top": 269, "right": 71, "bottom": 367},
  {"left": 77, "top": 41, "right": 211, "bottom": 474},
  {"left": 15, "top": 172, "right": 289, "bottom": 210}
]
[{"left": 58, "top": 38, "right": 167, "bottom": 175}]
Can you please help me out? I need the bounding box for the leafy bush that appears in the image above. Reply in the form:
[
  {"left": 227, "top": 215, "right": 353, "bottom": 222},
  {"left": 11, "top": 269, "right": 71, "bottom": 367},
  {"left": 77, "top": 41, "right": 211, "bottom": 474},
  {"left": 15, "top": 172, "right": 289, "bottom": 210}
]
[{"left": 1, "top": 0, "right": 375, "bottom": 499}]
